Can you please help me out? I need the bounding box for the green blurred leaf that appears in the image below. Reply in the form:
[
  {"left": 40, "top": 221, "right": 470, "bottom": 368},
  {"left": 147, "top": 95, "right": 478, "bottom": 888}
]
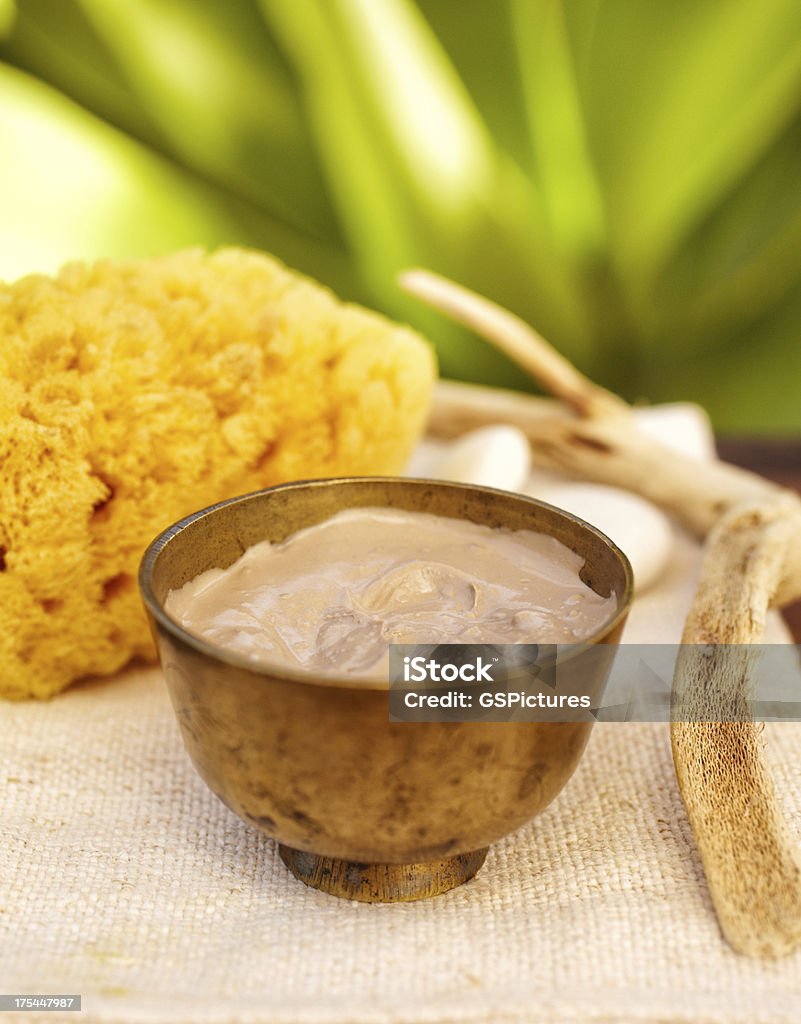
[
  {"left": 260, "top": 0, "right": 496, "bottom": 377},
  {"left": 0, "top": 0, "right": 163, "bottom": 146},
  {"left": 0, "top": 0, "right": 15, "bottom": 36},
  {"left": 415, "top": 0, "right": 532, "bottom": 172},
  {"left": 0, "top": 63, "right": 223, "bottom": 278},
  {"left": 2, "top": 1, "right": 801, "bottom": 428},
  {"left": 259, "top": 0, "right": 594, "bottom": 382},
  {"left": 642, "top": 274, "right": 801, "bottom": 431},
  {"left": 651, "top": 113, "right": 801, "bottom": 354},
  {"left": 0, "top": 61, "right": 358, "bottom": 295},
  {"left": 261, "top": 0, "right": 493, "bottom": 262},
  {"left": 73, "top": 0, "right": 338, "bottom": 240},
  {"left": 511, "top": 0, "right": 606, "bottom": 263},
  {"left": 573, "top": 0, "right": 801, "bottom": 288}
]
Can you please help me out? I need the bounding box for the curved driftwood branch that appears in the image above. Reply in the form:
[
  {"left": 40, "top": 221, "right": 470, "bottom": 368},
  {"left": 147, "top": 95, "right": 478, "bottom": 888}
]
[
  {"left": 672, "top": 502, "right": 801, "bottom": 956},
  {"left": 399, "top": 269, "right": 627, "bottom": 418},
  {"left": 403, "top": 268, "right": 801, "bottom": 956}
]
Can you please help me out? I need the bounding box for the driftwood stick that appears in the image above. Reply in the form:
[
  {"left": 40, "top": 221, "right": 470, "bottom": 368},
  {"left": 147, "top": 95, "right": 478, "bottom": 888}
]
[
  {"left": 430, "top": 380, "right": 801, "bottom": 607},
  {"left": 672, "top": 502, "right": 801, "bottom": 956},
  {"left": 400, "top": 269, "right": 627, "bottom": 418},
  {"left": 432, "top": 380, "right": 792, "bottom": 555},
  {"left": 429, "top": 378, "right": 562, "bottom": 438},
  {"left": 402, "top": 269, "right": 801, "bottom": 957}
]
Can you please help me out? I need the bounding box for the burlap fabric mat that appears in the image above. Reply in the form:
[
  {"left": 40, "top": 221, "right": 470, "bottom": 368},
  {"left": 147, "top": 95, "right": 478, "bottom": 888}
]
[{"left": 3, "top": 519, "right": 801, "bottom": 1024}]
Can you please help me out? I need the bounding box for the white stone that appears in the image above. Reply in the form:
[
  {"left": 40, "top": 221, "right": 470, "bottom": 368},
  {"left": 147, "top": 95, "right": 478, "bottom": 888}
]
[
  {"left": 428, "top": 424, "right": 532, "bottom": 492},
  {"left": 632, "top": 403, "right": 716, "bottom": 462},
  {"left": 527, "top": 482, "right": 674, "bottom": 593}
]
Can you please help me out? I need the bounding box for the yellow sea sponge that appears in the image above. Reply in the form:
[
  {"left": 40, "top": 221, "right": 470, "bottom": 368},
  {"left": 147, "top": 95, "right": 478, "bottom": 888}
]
[{"left": 0, "top": 247, "right": 436, "bottom": 699}]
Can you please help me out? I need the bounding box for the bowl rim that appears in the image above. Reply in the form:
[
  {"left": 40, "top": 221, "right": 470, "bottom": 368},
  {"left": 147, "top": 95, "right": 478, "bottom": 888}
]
[{"left": 138, "top": 475, "right": 635, "bottom": 690}]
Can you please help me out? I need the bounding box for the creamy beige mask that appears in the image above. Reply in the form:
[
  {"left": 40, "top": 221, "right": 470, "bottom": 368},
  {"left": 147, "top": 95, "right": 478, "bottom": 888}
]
[{"left": 164, "top": 507, "right": 616, "bottom": 678}]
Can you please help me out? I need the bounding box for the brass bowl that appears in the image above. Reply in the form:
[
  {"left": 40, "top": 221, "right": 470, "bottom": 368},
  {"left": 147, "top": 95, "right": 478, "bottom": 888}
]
[{"left": 139, "top": 477, "right": 633, "bottom": 902}]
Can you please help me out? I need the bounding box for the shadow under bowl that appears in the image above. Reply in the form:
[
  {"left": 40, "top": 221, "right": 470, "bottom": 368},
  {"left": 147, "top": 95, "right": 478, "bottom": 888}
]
[{"left": 139, "top": 477, "right": 633, "bottom": 902}]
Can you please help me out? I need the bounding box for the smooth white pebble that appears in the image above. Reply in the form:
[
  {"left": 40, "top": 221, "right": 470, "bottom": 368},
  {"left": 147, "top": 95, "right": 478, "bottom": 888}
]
[
  {"left": 527, "top": 482, "right": 674, "bottom": 593},
  {"left": 429, "top": 425, "right": 532, "bottom": 492}
]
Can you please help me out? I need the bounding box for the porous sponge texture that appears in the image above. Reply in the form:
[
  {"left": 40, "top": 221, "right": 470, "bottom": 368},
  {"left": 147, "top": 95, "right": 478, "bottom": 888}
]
[{"left": 0, "top": 247, "right": 436, "bottom": 699}]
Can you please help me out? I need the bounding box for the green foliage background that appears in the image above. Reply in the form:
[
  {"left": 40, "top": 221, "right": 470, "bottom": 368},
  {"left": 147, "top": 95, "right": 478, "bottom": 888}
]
[{"left": 2, "top": 0, "right": 801, "bottom": 431}]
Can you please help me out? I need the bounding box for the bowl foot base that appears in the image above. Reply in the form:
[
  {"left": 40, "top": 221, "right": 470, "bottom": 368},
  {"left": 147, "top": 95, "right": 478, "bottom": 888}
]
[{"left": 278, "top": 845, "right": 489, "bottom": 902}]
